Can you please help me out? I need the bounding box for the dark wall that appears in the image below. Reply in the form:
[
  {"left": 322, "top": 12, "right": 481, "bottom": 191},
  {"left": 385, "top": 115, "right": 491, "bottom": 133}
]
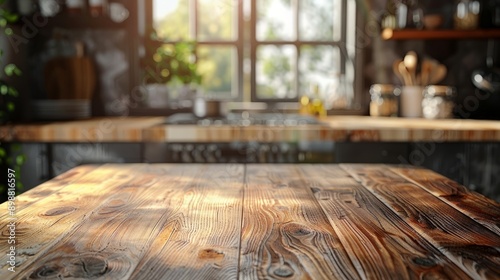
[
  {"left": 335, "top": 141, "right": 500, "bottom": 202},
  {"left": 0, "top": 1, "right": 139, "bottom": 122}
]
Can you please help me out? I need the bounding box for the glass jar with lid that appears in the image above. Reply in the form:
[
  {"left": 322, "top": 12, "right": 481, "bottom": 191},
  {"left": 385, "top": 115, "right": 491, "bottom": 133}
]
[
  {"left": 422, "top": 86, "right": 456, "bottom": 119},
  {"left": 454, "top": 0, "right": 481, "bottom": 29},
  {"left": 369, "top": 84, "right": 400, "bottom": 117},
  {"left": 394, "top": 0, "right": 424, "bottom": 29}
]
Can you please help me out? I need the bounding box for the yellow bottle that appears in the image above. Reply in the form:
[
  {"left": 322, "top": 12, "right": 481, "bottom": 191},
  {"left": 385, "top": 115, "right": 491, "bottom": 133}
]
[{"left": 310, "top": 84, "right": 326, "bottom": 117}]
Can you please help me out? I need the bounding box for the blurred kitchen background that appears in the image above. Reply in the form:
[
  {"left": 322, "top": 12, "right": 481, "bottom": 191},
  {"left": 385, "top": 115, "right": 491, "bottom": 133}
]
[{"left": 1, "top": 0, "right": 500, "bottom": 201}]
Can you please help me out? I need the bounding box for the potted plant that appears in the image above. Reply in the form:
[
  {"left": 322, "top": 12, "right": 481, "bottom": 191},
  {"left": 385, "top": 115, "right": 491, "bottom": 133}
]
[{"left": 141, "top": 31, "right": 202, "bottom": 108}]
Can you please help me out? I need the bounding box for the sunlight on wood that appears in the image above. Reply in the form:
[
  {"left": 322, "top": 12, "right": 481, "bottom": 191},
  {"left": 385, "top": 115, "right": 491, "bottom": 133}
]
[{"left": 1, "top": 164, "right": 499, "bottom": 279}]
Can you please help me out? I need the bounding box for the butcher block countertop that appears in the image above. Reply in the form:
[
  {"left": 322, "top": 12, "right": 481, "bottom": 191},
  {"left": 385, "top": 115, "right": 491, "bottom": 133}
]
[
  {"left": 0, "top": 117, "right": 166, "bottom": 143},
  {"left": 1, "top": 164, "right": 499, "bottom": 279},
  {"left": 322, "top": 116, "right": 500, "bottom": 142},
  {"left": 1, "top": 116, "right": 500, "bottom": 142}
]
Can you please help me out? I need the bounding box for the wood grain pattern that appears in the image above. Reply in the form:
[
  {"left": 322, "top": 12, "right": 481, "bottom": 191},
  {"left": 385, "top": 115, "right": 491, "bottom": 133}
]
[
  {"left": 240, "top": 164, "right": 360, "bottom": 279},
  {"left": 341, "top": 164, "right": 500, "bottom": 280},
  {"left": 298, "top": 165, "right": 471, "bottom": 280},
  {"left": 13, "top": 164, "right": 244, "bottom": 280},
  {"left": 129, "top": 164, "right": 244, "bottom": 280},
  {"left": 1, "top": 164, "right": 499, "bottom": 279},
  {"left": 0, "top": 165, "right": 97, "bottom": 221},
  {"left": 390, "top": 167, "right": 500, "bottom": 236},
  {"left": 0, "top": 165, "right": 142, "bottom": 278},
  {"left": 14, "top": 165, "right": 162, "bottom": 279}
]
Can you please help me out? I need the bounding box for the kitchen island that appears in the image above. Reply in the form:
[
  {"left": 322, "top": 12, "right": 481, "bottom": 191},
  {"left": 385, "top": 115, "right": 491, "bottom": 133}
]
[{"left": 1, "top": 164, "right": 499, "bottom": 279}]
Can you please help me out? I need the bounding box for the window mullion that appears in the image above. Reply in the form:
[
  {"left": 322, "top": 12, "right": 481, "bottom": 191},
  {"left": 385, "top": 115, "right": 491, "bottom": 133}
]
[
  {"left": 250, "top": 0, "right": 257, "bottom": 102},
  {"left": 191, "top": 0, "right": 198, "bottom": 39},
  {"left": 237, "top": 0, "right": 244, "bottom": 100},
  {"left": 294, "top": 0, "right": 300, "bottom": 99},
  {"left": 340, "top": 0, "right": 347, "bottom": 75}
]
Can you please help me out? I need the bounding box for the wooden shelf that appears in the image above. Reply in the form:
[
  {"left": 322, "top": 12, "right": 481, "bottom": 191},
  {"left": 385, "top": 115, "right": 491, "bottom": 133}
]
[{"left": 382, "top": 28, "right": 500, "bottom": 40}]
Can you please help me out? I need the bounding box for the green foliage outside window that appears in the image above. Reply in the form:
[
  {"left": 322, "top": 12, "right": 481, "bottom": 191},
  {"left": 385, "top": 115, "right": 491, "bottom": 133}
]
[{"left": 142, "top": 32, "right": 202, "bottom": 86}]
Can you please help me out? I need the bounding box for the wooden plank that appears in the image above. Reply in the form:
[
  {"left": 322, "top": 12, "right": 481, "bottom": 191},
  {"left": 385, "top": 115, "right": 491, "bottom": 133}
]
[
  {"left": 12, "top": 164, "right": 243, "bottom": 280},
  {"left": 0, "top": 165, "right": 98, "bottom": 221},
  {"left": 390, "top": 167, "right": 500, "bottom": 236},
  {"left": 342, "top": 164, "right": 500, "bottom": 280},
  {"left": 129, "top": 164, "right": 244, "bottom": 280},
  {"left": 3, "top": 164, "right": 244, "bottom": 280},
  {"left": 12, "top": 164, "right": 164, "bottom": 279},
  {"left": 298, "top": 165, "right": 471, "bottom": 279},
  {"left": 0, "top": 164, "right": 143, "bottom": 278},
  {"left": 239, "top": 164, "right": 360, "bottom": 280}
]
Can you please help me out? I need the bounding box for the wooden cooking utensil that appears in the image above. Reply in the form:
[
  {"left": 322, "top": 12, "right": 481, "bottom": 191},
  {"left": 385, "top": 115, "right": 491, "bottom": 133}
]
[
  {"left": 421, "top": 59, "right": 433, "bottom": 86},
  {"left": 403, "top": 51, "right": 418, "bottom": 86},
  {"left": 429, "top": 64, "right": 447, "bottom": 85},
  {"left": 398, "top": 61, "right": 413, "bottom": 86}
]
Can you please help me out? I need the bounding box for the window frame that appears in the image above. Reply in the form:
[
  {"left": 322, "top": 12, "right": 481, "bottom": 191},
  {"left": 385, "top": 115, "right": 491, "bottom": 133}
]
[
  {"left": 250, "top": 0, "right": 351, "bottom": 103},
  {"left": 144, "top": 0, "right": 244, "bottom": 101},
  {"left": 142, "top": 0, "right": 365, "bottom": 111}
]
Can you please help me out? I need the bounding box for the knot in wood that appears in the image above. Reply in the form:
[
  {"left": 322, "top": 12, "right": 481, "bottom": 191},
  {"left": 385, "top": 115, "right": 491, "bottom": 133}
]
[
  {"left": 30, "top": 255, "right": 108, "bottom": 279},
  {"left": 441, "top": 193, "right": 464, "bottom": 201},
  {"left": 282, "top": 223, "right": 313, "bottom": 236},
  {"left": 70, "top": 256, "right": 107, "bottom": 278},
  {"left": 198, "top": 248, "right": 224, "bottom": 260},
  {"left": 412, "top": 257, "right": 436, "bottom": 267},
  {"left": 273, "top": 265, "right": 294, "bottom": 278},
  {"left": 31, "top": 264, "right": 63, "bottom": 278},
  {"left": 42, "top": 206, "right": 76, "bottom": 216}
]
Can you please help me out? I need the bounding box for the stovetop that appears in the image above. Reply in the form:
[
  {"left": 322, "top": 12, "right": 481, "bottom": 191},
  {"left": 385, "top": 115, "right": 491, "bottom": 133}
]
[{"left": 164, "top": 113, "right": 322, "bottom": 126}]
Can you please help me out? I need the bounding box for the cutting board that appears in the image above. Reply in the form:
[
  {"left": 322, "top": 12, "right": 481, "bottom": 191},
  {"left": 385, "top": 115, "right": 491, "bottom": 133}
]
[{"left": 44, "top": 55, "right": 96, "bottom": 100}]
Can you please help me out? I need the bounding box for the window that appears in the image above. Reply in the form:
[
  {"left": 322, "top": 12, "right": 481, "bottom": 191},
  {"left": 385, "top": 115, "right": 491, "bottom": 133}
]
[{"left": 147, "top": 0, "right": 359, "bottom": 110}]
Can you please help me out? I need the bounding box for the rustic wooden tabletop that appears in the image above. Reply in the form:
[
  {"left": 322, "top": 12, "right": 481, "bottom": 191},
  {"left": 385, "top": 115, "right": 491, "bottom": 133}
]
[{"left": 1, "top": 164, "right": 499, "bottom": 279}]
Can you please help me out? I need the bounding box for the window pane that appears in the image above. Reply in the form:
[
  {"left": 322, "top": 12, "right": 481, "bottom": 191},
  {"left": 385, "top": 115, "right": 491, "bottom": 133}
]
[
  {"left": 257, "top": 0, "right": 294, "bottom": 41},
  {"left": 198, "top": 0, "right": 237, "bottom": 41},
  {"left": 198, "top": 46, "right": 236, "bottom": 99},
  {"left": 256, "top": 45, "right": 296, "bottom": 99},
  {"left": 299, "top": 0, "right": 336, "bottom": 41},
  {"left": 299, "top": 45, "right": 350, "bottom": 109},
  {"left": 153, "top": 0, "right": 191, "bottom": 40}
]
